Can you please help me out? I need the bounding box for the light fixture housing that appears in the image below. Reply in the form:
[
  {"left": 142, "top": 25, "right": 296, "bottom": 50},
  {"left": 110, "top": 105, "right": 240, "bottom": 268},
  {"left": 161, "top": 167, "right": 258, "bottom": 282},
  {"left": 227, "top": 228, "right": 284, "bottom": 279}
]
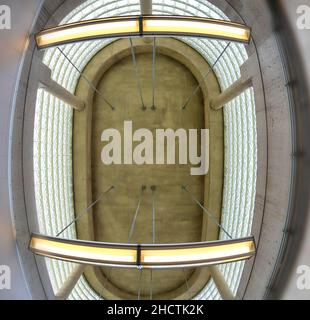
[
  {"left": 36, "top": 16, "right": 141, "bottom": 49},
  {"left": 142, "top": 15, "right": 251, "bottom": 43},
  {"left": 140, "top": 238, "right": 256, "bottom": 269},
  {"left": 35, "top": 15, "right": 251, "bottom": 49},
  {"left": 29, "top": 234, "right": 137, "bottom": 268},
  {"left": 29, "top": 233, "right": 256, "bottom": 269}
]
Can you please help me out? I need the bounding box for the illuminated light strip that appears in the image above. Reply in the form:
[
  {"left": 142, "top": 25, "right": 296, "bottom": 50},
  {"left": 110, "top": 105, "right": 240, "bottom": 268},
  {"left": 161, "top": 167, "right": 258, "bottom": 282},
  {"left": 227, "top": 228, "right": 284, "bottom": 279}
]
[
  {"left": 36, "top": 17, "right": 141, "bottom": 49},
  {"left": 29, "top": 234, "right": 137, "bottom": 267},
  {"left": 36, "top": 15, "right": 251, "bottom": 49},
  {"left": 29, "top": 234, "right": 255, "bottom": 269},
  {"left": 142, "top": 16, "right": 250, "bottom": 43}
]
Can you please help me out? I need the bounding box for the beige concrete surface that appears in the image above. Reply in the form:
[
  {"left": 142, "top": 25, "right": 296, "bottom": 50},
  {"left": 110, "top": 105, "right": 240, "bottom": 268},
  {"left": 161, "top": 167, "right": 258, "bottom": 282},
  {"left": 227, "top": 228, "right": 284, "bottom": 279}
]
[{"left": 73, "top": 38, "right": 224, "bottom": 299}]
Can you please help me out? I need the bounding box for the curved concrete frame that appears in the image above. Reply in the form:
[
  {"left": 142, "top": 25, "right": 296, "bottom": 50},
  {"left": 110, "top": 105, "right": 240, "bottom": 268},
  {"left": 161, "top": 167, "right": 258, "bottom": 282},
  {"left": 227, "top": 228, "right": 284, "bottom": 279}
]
[{"left": 73, "top": 37, "right": 223, "bottom": 299}]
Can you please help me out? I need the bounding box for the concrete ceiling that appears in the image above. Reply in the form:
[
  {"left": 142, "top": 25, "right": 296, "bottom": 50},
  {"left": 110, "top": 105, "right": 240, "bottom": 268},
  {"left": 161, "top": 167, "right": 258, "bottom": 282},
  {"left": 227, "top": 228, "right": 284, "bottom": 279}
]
[{"left": 73, "top": 38, "right": 224, "bottom": 299}]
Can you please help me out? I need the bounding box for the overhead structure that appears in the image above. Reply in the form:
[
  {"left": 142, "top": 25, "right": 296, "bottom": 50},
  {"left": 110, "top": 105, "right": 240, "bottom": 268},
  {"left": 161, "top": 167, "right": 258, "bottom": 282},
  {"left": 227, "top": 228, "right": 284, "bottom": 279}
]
[
  {"left": 35, "top": 15, "right": 251, "bottom": 49},
  {"left": 32, "top": 0, "right": 258, "bottom": 301}
]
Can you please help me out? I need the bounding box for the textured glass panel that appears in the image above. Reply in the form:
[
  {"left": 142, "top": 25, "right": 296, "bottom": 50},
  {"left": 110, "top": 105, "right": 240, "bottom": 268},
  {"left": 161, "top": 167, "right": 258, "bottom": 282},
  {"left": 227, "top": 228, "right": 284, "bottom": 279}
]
[{"left": 33, "top": 89, "right": 76, "bottom": 292}]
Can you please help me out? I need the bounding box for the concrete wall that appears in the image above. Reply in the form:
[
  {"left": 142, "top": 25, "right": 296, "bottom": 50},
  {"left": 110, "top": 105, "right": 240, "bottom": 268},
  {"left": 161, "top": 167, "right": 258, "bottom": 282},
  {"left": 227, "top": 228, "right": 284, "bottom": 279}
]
[
  {"left": 0, "top": 0, "right": 44, "bottom": 300},
  {"left": 267, "top": 0, "right": 310, "bottom": 300},
  {"left": 207, "top": 0, "right": 293, "bottom": 300}
]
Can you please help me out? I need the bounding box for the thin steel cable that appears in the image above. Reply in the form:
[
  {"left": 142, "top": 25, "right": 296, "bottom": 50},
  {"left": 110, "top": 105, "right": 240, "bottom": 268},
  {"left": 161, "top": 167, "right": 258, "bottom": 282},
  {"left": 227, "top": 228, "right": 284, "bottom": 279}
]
[
  {"left": 55, "top": 186, "right": 114, "bottom": 237},
  {"left": 150, "top": 186, "right": 156, "bottom": 300},
  {"left": 101, "top": 186, "right": 146, "bottom": 299},
  {"left": 151, "top": 37, "right": 156, "bottom": 110},
  {"left": 128, "top": 186, "right": 145, "bottom": 301},
  {"left": 128, "top": 186, "right": 146, "bottom": 243},
  {"left": 182, "top": 186, "right": 232, "bottom": 239},
  {"left": 183, "top": 268, "right": 193, "bottom": 300},
  {"left": 129, "top": 38, "right": 146, "bottom": 110},
  {"left": 149, "top": 270, "right": 153, "bottom": 300},
  {"left": 151, "top": 186, "right": 156, "bottom": 244},
  {"left": 137, "top": 269, "right": 143, "bottom": 301},
  {"left": 99, "top": 267, "right": 112, "bottom": 300},
  {"left": 57, "top": 47, "right": 115, "bottom": 110},
  {"left": 181, "top": 42, "right": 231, "bottom": 110}
]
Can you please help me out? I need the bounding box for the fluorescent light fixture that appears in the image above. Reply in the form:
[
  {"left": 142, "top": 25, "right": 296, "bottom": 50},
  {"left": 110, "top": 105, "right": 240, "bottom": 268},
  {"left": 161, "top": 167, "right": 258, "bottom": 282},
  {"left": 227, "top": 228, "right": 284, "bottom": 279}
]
[
  {"left": 36, "top": 16, "right": 140, "bottom": 49},
  {"left": 29, "top": 234, "right": 255, "bottom": 269},
  {"left": 140, "top": 238, "right": 255, "bottom": 268},
  {"left": 36, "top": 15, "right": 251, "bottom": 49},
  {"left": 29, "top": 234, "right": 137, "bottom": 267},
  {"left": 142, "top": 16, "right": 250, "bottom": 43}
]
